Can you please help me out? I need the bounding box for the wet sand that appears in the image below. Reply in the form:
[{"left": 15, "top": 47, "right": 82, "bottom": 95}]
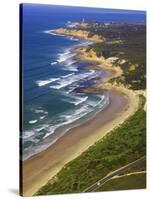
[
  {"left": 22, "top": 88, "right": 139, "bottom": 196},
  {"left": 21, "top": 29, "right": 140, "bottom": 196}
]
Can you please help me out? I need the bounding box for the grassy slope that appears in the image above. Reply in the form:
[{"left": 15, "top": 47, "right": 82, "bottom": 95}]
[
  {"left": 97, "top": 173, "right": 146, "bottom": 191},
  {"left": 35, "top": 23, "right": 146, "bottom": 195},
  {"left": 88, "top": 23, "right": 146, "bottom": 90},
  {"left": 36, "top": 99, "right": 146, "bottom": 195},
  {"left": 121, "top": 157, "right": 146, "bottom": 175}
]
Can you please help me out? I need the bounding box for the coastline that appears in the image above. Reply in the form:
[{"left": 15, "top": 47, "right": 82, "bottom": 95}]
[
  {"left": 54, "top": 28, "right": 105, "bottom": 43},
  {"left": 22, "top": 29, "right": 140, "bottom": 196}
]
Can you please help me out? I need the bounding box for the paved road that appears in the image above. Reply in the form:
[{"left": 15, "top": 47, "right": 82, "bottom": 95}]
[{"left": 83, "top": 156, "right": 146, "bottom": 193}]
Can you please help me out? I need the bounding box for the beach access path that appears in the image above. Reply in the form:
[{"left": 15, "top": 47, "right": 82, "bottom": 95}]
[
  {"left": 21, "top": 28, "right": 140, "bottom": 196},
  {"left": 83, "top": 156, "right": 146, "bottom": 192}
]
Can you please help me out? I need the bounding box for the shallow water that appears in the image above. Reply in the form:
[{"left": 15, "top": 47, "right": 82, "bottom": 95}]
[{"left": 21, "top": 4, "right": 146, "bottom": 160}]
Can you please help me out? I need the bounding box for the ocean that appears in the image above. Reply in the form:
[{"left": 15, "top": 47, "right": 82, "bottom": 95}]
[{"left": 21, "top": 3, "right": 146, "bottom": 160}]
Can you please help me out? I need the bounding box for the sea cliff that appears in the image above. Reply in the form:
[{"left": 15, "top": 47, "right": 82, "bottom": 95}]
[
  {"left": 23, "top": 22, "right": 146, "bottom": 196},
  {"left": 54, "top": 28, "right": 105, "bottom": 42}
]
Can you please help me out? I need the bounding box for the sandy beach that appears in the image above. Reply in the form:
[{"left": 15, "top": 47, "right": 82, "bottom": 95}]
[
  {"left": 22, "top": 89, "right": 139, "bottom": 196},
  {"left": 21, "top": 30, "right": 140, "bottom": 196}
]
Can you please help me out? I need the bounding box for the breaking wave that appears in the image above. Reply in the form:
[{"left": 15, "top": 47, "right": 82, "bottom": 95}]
[
  {"left": 36, "top": 78, "right": 59, "bottom": 87},
  {"left": 50, "top": 70, "right": 95, "bottom": 90}
]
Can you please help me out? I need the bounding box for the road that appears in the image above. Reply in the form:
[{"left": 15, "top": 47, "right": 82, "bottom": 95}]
[{"left": 83, "top": 156, "right": 146, "bottom": 193}]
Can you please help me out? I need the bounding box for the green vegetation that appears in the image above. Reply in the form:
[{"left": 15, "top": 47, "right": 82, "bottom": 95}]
[
  {"left": 35, "top": 98, "right": 146, "bottom": 195},
  {"left": 86, "top": 23, "right": 146, "bottom": 90},
  {"left": 120, "top": 157, "right": 146, "bottom": 175},
  {"left": 35, "top": 23, "right": 146, "bottom": 195},
  {"left": 97, "top": 173, "right": 146, "bottom": 191}
]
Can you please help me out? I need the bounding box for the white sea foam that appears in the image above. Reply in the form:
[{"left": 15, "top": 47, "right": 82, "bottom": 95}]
[
  {"left": 87, "top": 94, "right": 109, "bottom": 109},
  {"left": 64, "top": 96, "right": 88, "bottom": 106},
  {"left": 23, "top": 139, "right": 58, "bottom": 161},
  {"left": 40, "top": 116, "right": 46, "bottom": 120},
  {"left": 56, "top": 48, "right": 79, "bottom": 71},
  {"left": 43, "top": 30, "right": 51, "bottom": 34},
  {"left": 69, "top": 36, "right": 79, "bottom": 41},
  {"left": 34, "top": 109, "right": 44, "bottom": 113},
  {"left": 87, "top": 100, "right": 100, "bottom": 107},
  {"left": 23, "top": 94, "right": 110, "bottom": 160},
  {"left": 23, "top": 131, "right": 35, "bottom": 139},
  {"left": 57, "top": 48, "right": 77, "bottom": 63},
  {"left": 43, "top": 126, "right": 57, "bottom": 139},
  {"left": 62, "top": 105, "right": 93, "bottom": 124},
  {"left": 50, "top": 70, "right": 95, "bottom": 90},
  {"left": 61, "top": 73, "right": 74, "bottom": 78},
  {"left": 29, "top": 120, "right": 38, "bottom": 124},
  {"left": 34, "top": 109, "right": 48, "bottom": 115},
  {"left": 64, "top": 66, "right": 78, "bottom": 72},
  {"left": 35, "top": 124, "right": 49, "bottom": 132},
  {"left": 51, "top": 62, "right": 57, "bottom": 65},
  {"left": 44, "top": 30, "right": 64, "bottom": 37},
  {"left": 25, "top": 95, "right": 108, "bottom": 141},
  {"left": 73, "top": 96, "right": 88, "bottom": 106},
  {"left": 44, "top": 29, "right": 79, "bottom": 41},
  {"left": 50, "top": 79, "right": 74, "bottom": 89},
  {"left": 87, "top": 95, "right": 105, "bottom": 108},
  {"left": 65, "top": 59, "right": 77, "bottom": 66},
  {"left": 43, "top": 105, "right": 91, "bottom": 139},
  {"left": 57, "top": 52, "right": 76, "bottom": 63},
  {"left": 36, "top": 78, "right": 59, "bottom": 87},
  {"left": 65, "top": 86, "right": 77, "bottom": 94},
  {"left": 44, "top": 30, "right": 79, "bottom": 42}
]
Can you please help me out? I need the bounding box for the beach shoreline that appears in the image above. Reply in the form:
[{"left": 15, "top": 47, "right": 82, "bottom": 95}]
[{"left": 22, "top": 28, "right": 140, "bottom": 196}]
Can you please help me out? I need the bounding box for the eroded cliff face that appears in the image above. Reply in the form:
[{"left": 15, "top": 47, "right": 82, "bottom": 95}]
[
  {"left": 76, "top": 47, "right": 105, "bottom": 61},
  {"left": 54, "top": 28, "right": 104, "bottom": 42}
]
